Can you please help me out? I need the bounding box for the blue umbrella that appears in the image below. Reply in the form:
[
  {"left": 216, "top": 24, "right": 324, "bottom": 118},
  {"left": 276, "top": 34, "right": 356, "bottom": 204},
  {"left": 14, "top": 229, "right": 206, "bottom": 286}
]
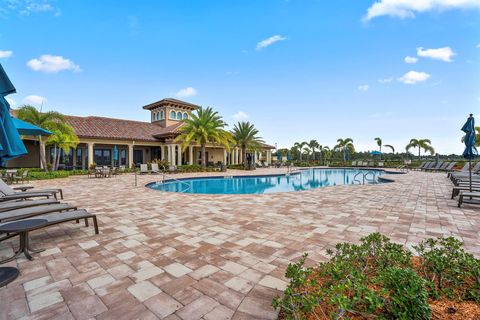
[
  {"left": 11, "top": 117, "right": 52, "bottom": 136},
  {"left": 461, "top": 113, "right": 478, "bottom": 192},
  {"left": 277, "top": 152, "right": 282, "bottom": 161},
  {"left": 369, "top": 150, "right": 383, "bottom": 155},
  {"left": 113, "top": 145, "right": 118, "bottom": 166},
  {"left": 0, "top": 64, "right": 27, "bottom": 167}
]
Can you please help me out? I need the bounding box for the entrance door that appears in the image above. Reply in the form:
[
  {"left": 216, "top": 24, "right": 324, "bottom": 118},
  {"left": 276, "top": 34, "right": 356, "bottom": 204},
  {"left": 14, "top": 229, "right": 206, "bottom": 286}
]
[
  {"left": 133, "top": 149, "right": 143, "bottom": 166},
  {"left": 94, "top": 149, "right": 112, "bottom": 166}
]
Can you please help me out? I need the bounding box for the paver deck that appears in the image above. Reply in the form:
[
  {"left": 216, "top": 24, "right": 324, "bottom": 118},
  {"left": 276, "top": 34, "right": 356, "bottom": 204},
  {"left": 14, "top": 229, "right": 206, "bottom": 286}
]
[{"left": 0, "top": 169, "right": 479, "bottom": 319}]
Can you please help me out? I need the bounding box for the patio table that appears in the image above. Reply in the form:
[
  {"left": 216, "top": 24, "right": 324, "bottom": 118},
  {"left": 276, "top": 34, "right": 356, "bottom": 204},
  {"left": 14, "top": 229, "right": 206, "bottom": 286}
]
[
  {"left": 0, "top": 219, "right": 47, "bottom": 263},
  {"left": 0, "top": 267, "right": 19, "bottom": 287}
]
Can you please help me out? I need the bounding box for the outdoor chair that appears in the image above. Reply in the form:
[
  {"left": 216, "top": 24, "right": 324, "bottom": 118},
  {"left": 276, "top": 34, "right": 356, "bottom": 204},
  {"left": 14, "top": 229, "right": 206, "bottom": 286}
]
[
  {"left": 440, "top": 162, "right": 457, "bottom": 172},
  {"left": 151, "top": 163, "right": 161, "bottom": 174},
  {"left": 0, "top": 198, "right": 60, "bottom": 213},
  {"left": 0, "top": 203, "right": 77, "bottom": 223},
  {"left": 0, "top": 209, "right": 99, "bottom": 243},
  {"left": 12, "top": 170, "right": 29, "bottom": 184},
  {"left": 377, "top": 162, "right": 384, "bottom": 167},
  {"left": 351, "top": 161, "right": 357, "bottom": 167},
  {"left": 168, "top": 165, "right": 177, "bottom": 172},
  {"left": 457, "top": 191, "right": 480, "bottom": 207},
  {"left": 140, "top": 164, "right": 152, "bottom": 174},
  {"left": 425, "top": 161, "right": 448, "bottom": 172},
  {"left": 0, "top": 179, "right": 62, "bottom": 201},
  {"left": 419, "top": 162, "right": 435, "bottom": 171}
]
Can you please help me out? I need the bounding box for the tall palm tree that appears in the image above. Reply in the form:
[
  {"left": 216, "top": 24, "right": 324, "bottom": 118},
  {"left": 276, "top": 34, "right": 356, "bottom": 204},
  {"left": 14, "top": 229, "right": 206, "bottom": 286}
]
[
  {"left": 293, "top": 141, "right": 308, "bottom": 161},
  {"left": 334, "top": 138, "right": 355, "bottom": 161},
  {"left": 47, "top": 126, "right": 79, "bottom": 170},
  {"left": 406, "top": 139, "right": 435, "bottom": 158},
  {"left": 383, "top": 144, "right": 395, "bottom": 153},
  {"left": 374, "top": 137, "right": 382, "bottom": 153},
  {"left": 308, "top": 140, "right": 320, "bottom": 160},
  {"left": 175, "top": 107, "right": 233, "bottom": 168},
  {"left": 232, "top": 121, "right": 264, "bottom": 169},
  {"left": 16, "top": 105, "right": 69, "bottom": 171}
]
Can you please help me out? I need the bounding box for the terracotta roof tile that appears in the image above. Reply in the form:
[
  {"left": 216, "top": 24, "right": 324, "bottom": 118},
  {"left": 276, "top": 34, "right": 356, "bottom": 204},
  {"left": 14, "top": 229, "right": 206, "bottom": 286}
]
[{"left": 65, "top": 115, "right": 183, "bottom": 142}]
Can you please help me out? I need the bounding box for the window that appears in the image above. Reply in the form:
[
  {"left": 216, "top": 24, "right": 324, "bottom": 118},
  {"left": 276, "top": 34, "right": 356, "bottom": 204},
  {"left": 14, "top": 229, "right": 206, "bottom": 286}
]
[
  {"left": 176, "top": 111, "right": 182, "bottom": 120},
  {"left": 183, "top": 112, "right": 188, "bottom": 120},
  {"left": 170, "top": 110, "right": 176, "bottom": 119},
  {"left": 160, "top": 110, "right": 165, "bottom": 120},
  {"left": 120, "top": 149, "right": 126, "bottom": 166},
  {"left": 93, "top": 149, "right": 111, "bottom": 166},
  {"left": 156, "top": 112, "right": 159, "bottom": 120}
]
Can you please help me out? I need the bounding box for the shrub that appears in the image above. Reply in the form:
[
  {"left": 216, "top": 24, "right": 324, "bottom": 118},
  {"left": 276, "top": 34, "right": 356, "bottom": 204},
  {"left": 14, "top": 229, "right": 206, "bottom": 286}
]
[{"left": 273, "top": 233, "right": 480, "bottom": 320}]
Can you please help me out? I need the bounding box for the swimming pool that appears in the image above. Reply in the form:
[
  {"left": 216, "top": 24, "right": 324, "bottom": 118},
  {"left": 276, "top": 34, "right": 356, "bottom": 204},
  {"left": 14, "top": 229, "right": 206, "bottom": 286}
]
[{"left": 147, "top": 168, "right": 385, "bottom": 195}]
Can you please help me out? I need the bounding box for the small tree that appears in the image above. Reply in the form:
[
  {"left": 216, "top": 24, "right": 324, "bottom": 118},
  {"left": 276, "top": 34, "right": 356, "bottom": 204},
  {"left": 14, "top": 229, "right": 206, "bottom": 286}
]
[
  {"left": 406, "top": 139, "right": 435, "bottom": 158},
  {"left": 232, "top": 121, "right": 264, "bottom": 169}
]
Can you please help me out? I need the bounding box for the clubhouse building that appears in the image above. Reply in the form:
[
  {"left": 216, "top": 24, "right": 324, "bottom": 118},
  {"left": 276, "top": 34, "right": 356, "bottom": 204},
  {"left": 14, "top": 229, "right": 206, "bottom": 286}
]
[{"left": 8, "top": 98, "right": 274, "bottom": 169}]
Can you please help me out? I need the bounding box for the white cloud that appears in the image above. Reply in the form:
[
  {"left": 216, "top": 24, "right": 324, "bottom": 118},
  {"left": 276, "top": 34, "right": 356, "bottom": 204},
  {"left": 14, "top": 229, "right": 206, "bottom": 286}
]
[
  {"left": 27, "top": 54, "right": 81, "bottom": 73},
  {"left": 357, "top": 84, "right": 369, "bottom": 92},
  {"left": 23, "top": 95, "right": 47, "bottom": 106},
  {"left": 175, "top": 87, "right": 197, "bottom": 98},
  {"left": 398, "top": 71, "right": 431, "bottom": 84},
  {"left": 417, "top": 46, "right": 456, "bottom": 62},
  {"left": 2, "top": 0, "right": 60, "bottom": 16},
  {"left": 0, "top": 50, "right": 13, "bottom": 58},
  {"left": 256, "top": 35, "right": 287, "bottom": 51},
  {"left": 404, "top": 56, "right": 418, "bottom": 64},
  {"left": 378, "top": 77, "right": 393, "bottom": 84},
  {"left": 364, "top": 0, "right": 480, "bottom": 21},
  {"left": 477, "top": 44, "right": 480, "bottom": 48},
  {"left": 6, "top": 97, "right": 16, "bottom": 107},
  {"left": 232, "top": 111, "right": 249, "bottom": 121}
]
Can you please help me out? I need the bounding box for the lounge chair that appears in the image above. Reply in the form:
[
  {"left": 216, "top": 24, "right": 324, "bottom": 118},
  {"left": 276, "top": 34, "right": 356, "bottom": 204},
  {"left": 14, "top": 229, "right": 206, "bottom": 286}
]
[
  {"left": 0, "top": 203, "right": 77, "bottom": 223},
  {"left": 413, "top": 161, "right": 427, "bottom": 170},
  {"left": 377, "top": 162, "right": 384, "bottom": 167},
  {"left": 151, "top": 163, "right": 161, "bottom": 174},
  {"left": 351, "top": 161, "right": 357, "bottom": 167},
  {"left": 139, "top": 164, "right": 151, "bottom": 174},
  {"left": 0, "top": 179, "right": 63, "bottom": 200},
  {"left": 423, "top": 161, "right": 443, "bottom": 171},
  {"left": 440, "top": 162, "right": 457, "bottom": 172},
  {"left": 458, "top": 191, "right": 480, "bottom": 207},
  {"left": 425, "top": 162, "right": 449, "bottom": 172},
  {"left": 368, "top": 161, "right": 374, "bottom": 167},
  {"left": 0, "top": 209, "right": 99, "bottom": 242},
  {"left": 0, "top": 199, "right": 59, "bottom": 213}
]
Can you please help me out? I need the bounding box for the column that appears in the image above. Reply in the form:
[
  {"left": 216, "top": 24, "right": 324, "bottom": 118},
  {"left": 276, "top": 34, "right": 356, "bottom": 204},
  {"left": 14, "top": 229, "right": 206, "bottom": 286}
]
[
  {"left": 128, "top": 144, "right": 133, "bottom": 168},
  {"left": 223, "top": 150, "right": 228, "bottom": 165},
  {"left": 161, "top": 145, "right": 166, "bottom": 161},
  {"left": 177, "top": 145, "right": 182, "bottom": 166},
  {"left": 167, "top": 145, "right": 171, "bottom": 164},
  {"left": 188, "top": 146, "right": 194, "bottom": 165},
  {"left": 88, "top": 143, "right": 94, "bottom": 167},
  {"left": 170, "top": 145, "right": 176, "bottom": 165},
  {"left": 239, "top": 149, "right": 243, "bottom": 165},
  {"left": 72, "top": 148, "right": 77, "bottom": 168},
  {"left": 233, "top": 149, "right": 237, "bottom": 165}
]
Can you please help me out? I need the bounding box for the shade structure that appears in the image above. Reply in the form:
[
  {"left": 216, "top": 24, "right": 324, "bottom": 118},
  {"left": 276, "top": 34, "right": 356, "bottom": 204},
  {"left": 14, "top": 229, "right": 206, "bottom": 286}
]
[
  {"left": 0, "top": 64, "right": 27, "bottom": 166},
  {"left": 277, "top": 152, "right": 282, "bottom": 161},
  {"left": 461, "top": 114, "right": 478, "bottom": 192},
  {"left": 369, "top": 151, "right": 383, "bottom": 155},
  {"left": 11, "top": 117, "right": 52, "bottom": 136}
]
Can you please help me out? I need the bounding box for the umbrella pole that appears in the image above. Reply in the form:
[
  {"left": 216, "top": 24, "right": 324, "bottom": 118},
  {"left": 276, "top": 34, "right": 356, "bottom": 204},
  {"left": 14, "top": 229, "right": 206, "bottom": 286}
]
[{"left": 469, "top": 159, "right": 472, "bottom": 192}]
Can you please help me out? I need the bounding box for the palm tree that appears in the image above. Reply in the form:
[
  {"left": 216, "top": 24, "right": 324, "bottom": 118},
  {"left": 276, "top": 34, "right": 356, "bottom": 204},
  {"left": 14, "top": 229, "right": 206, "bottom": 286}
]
[
  {"left": 175, "top": 107, "right": 233, "bottom": 168},
  {"left": 16, "top": 105, "right": 69, "bottom": 171},
  {"left": 374, "top": 137, "right": 382, "bottom": 153},
  {"left": 461, "top": 126, "right": 480, "bottom": 147},
  {"left": 334, "top": 138, "right": 355, "bottom": 161},
  {"left": 406, "top": 139, "right": 435, "bottom": 158},
  {"left": 322, "top": 146, "right": 332, "bottom": 164},
  {"left": 308, "top": 140, "right": 320, "bottom": 160},
  {"left": 383, "top": 144, "right": 395, "bottom": 153},
  {"left": 232, "top": 121, "right": 264, "bottom": 169},
  {"left": 293, "top": 141, "right": 308, "bottom": 161},
  {"left": 47, "top": 126, "right": 79, "bottom": 170}
]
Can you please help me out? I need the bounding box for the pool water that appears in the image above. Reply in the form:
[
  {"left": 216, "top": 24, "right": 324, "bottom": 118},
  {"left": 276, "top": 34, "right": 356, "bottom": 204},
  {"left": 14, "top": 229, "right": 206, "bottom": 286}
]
[{"left": 147, "top": 168, "right": 385, "bottom": 195}]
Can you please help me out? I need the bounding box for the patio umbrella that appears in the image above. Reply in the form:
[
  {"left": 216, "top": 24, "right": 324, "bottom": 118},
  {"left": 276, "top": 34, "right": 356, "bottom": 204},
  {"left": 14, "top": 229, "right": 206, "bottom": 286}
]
[
  {"left": 369, "top": 151, "right": 383, "bottom": 155},
  {"left": 0, "top": 64, "right": 27, "bottom": 167},
  {"left": 113, "top": 145, "right": 118, "bottom": 166},
  {"left": 277, "top": 152, "right": 282, "bottom": 161},
  {"left": 461, "top": 114, "right": 478, "bottom": 192},
  {"left": 11, "top": 117, "right": 52, "bottom": 136}
]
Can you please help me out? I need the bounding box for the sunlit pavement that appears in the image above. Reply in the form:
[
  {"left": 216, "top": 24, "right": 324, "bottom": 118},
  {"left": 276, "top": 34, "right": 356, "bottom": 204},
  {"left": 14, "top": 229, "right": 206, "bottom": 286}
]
[{"left": 0, "top": 168, "right": 478, "bottom": 319}]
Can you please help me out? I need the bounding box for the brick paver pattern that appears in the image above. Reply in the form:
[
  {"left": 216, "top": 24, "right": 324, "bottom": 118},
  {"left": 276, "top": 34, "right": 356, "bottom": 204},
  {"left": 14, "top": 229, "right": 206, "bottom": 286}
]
[{"left": 0, "top": 169, "right": 478, "bottom": 319}]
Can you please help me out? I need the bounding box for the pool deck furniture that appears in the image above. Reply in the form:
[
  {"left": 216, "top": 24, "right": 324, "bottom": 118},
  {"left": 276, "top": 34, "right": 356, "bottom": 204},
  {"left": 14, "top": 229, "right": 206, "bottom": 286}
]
[
  {"left": 425, "top": 161, "right": 449, "bottom": 172},
  {"left": 12, "top": 170, "right": 29, "bottom": 184},
  {"left": 0, "top": 198, "right": 60, "bottom": 213},
  {"left": 139, "top": 164, "right": 152, "bottom": 174},
  {"left": 458, "top": 191, "right": 480, "bottom": 207},
  {"left": 151, "top": 163, "right": 161, "bottom": 174},
  {"left": 0, "top": 218, "right": 48, "bottom": 263},
  {"left": 0, "top": 267, "right": 20, "bottom": 288},
  {"left": 0, "top": 203, "right": 77, "bottom": 223},
  {"left": 423, "top": 161, "right": 443, "bottom": 171},
  {"left": 0, "top": 179, "right": 63, "bottom": 200}
]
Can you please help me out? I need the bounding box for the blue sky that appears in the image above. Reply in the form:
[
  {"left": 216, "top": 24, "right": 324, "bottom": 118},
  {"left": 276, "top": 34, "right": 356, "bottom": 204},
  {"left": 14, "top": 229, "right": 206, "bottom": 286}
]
[{"left": 1, "top": 0, "right": 479, "bottom": 154}]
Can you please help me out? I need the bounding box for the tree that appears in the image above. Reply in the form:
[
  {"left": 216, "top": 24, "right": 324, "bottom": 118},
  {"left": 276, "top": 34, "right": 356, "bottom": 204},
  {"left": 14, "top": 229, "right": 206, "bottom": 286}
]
[
  {"left": 461, "top": 126, "right": 480, "bottom": 147},
  {"left": 406, "top": 139, "right": 435, "bottom": 158},
  {"left": 232, "top": 121, "right": 264, "bottom": 169},
  {"left": 308, "top": 140, "right": 320, "bottom": 160},
  {"left": 383, "top": 144, "right": 395, "bottom": 153},
  {"left": 16, "top": 105, "right": 70, "bottom": 171},
  {"left": 47, "top": 125, "right": 79, "bottom": 170},
  {"left": 175, "top": 107, "right": 233, "bottom": 168},
  {"left": 334, "top": 138, "right": 355, "bottom": 161},
  {"left": 293, "top": 141, "right": 308, "bottom": 161},
  {"left": 374, "top": 137, "right": 382, "bottom": 153}
]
